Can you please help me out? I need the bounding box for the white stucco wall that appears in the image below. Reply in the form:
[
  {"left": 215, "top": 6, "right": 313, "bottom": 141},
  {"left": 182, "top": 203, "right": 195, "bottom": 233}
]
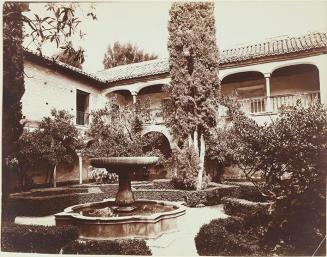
[{"left": 22, "top": 60, "right": 106, "bottom": 125}]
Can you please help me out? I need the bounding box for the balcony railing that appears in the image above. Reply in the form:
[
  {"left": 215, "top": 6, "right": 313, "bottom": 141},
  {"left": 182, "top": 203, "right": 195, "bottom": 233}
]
[
  {"left": 238, "top": 90, "right": 320, "bottom": 114},
  {"left": 142, "top": 107, "right": 165, "bottom": 124},
  {"left": 76, "top": 111, "right": 90, "bottom": 125},
  {"left": 239, "top": 96, "right": 267, "bottom": 114},
  {"left": 271, "top": 90, "right": 320, "bottom": 111}
]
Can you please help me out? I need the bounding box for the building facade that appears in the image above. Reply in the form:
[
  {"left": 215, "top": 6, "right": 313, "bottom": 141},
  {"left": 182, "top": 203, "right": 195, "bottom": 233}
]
[{"left": 22, "top": 32, "right": 327, "bottom": 184}]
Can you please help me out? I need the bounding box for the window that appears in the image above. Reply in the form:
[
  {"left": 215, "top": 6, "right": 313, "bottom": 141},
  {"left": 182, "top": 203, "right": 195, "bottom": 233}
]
[{"left": 76, "top": 90, "right": 90, "bottom": 125}]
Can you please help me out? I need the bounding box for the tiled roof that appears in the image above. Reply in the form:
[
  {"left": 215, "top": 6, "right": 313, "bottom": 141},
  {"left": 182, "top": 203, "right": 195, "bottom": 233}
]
[
  {"left": 97, "top": 32, "right": 327, "bottom": 83},
  {"left": 25, "top": 32, "right": 327, "bottom": 85},
  {"left": 221, "top": 32, "right": 327, "bottom": 63},
  {"left": 97, "top": 58, "right": 169, "bottom": 83},
  {"left": 24, "top": 48, "right": 107, "bottom": 84}
]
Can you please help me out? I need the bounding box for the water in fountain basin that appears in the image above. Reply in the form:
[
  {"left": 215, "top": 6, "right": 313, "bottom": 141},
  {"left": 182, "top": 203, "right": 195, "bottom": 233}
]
[{"left": 75, "top": 201, "right": 177, "bottom": 218}]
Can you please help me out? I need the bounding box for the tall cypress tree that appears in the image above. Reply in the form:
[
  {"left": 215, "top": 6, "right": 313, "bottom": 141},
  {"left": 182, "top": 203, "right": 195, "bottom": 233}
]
[{"left": 166, "top": 2, "right": 220, "bottom": 189}]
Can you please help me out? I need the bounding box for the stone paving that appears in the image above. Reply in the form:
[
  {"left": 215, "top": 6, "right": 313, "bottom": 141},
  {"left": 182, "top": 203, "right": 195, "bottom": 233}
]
[
  {"left": 15, "top": 203, "right": 229, "bottom": 256},
  {"left": 147, "top": 204, "right": 229, "bottom": 256}
]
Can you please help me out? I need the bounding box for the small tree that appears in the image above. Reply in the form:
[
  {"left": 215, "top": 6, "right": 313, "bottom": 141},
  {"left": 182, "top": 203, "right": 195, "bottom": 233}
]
[
  {"left": 166, "top": 2, "right": 220, "bottom": 189},
  {"left": 19, "top": 110, "right": 82, "bottom": 186},
  {"left": 85, "top": 99, "right": 162, "bottom": 160},
  {"left": 102, "top": 42, "right": 158, "bottom": 69}
]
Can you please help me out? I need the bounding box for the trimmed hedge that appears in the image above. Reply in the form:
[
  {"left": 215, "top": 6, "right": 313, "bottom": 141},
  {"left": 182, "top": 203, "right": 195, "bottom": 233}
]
[
  {"left": 195, "top": 217, "right": 263, "bottom": 256},
  {"left": 1, "top": 224, "right": 78, "bottom": 253},
  {"left": 4, "top": 191, "right": 106, "bottom": 220},
  {"left": 135, "top": 184, "right": 238, "bottom": 207},
  {"left": 62, "top": 239, "right": 152, "bottom": 255},
  {"left": 222, "top": 197, "right": 272, "bottom": 220}
]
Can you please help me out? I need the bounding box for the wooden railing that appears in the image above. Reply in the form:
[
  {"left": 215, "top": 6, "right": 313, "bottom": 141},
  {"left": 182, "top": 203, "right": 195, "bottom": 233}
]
[
  {"left": 239, "top": 96, "right": 267, "bottom": 114},
  {"left": 139, "top": 90, "right": 321, "bottom": 123},
  {"left": 238, "top": 90, "right": 320, "bottom": 114},
  {"left": 270, "top": 90, "right": 320, "bottom": 112}
]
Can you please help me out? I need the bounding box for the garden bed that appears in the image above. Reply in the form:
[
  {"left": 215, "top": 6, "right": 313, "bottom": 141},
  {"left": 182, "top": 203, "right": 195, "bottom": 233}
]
[
  {"left": 4, "top": 187, "right": 107, "bottom": 220},
  {"left": 4, "top": 181, "right": 243, "bottom": 221},
  {"left": 62, "top": 239, "right": 152, "bottom": 255},
  {"left": 1, "top": 224, "right": 78, "bottom": 253}
]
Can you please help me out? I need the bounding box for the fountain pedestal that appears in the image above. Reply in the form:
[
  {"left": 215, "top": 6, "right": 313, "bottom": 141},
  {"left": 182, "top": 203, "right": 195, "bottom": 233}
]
[
  {"left": 90, "top": 156, "right": 159, "bottom": 210},
  {"left": 113, "top": 170, "right": 136, "bottom": 212}
]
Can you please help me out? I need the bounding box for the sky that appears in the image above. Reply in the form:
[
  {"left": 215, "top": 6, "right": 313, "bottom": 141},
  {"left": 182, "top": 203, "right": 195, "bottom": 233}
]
[{"left": 26, "top": 1, "right": 327, "bottom": 73}]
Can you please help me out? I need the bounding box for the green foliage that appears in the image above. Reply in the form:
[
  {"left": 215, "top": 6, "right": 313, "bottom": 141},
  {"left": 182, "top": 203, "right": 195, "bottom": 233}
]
[
  {"left": 164, "top": 146, "right": 199, "bottom": 190},
  {"left": 19, "top": 109, "right": 82, "bottom": 171},
  {"left": 205, "top": 124, "right": 237, "bottom": 181},
  {"left": 85, "top": 100, "right": 162, "bottom": 159},
  {"left": 195, "top": 217, "right": 264, "bottom": 256},
  {"left": 54, "top": 42, "right": 85, "bottom": 69},
  {"left": 1, "top": 224, "right": 78, "bottom": 253},
  {"left": 90, "top": 167, "right": 118, "bottom": 184},
  {"left": 231, "top": 101, "right": 327, "bottom": 255},
  {"left": 62, "top": 239, "right": 152, "bottom": 255},
  {"left": 166, "top": 2, "right": 220, "bottom": 141},
  {"left": 22, "top": 3, "right": 96, "bottom": 58},
  {"left": 2, "top": 3, "right": 25, "bottom": 195},
  {"left": 2, "top": 2, "right": 96, "bottom": 195},
  {"left": 103, "top": 41, "right": 158, "bottom": 69}
]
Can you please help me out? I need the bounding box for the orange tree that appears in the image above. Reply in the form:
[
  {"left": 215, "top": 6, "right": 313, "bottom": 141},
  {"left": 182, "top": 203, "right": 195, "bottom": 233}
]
[
  {"left": 18, "top": 110, "right": 82, "bottom": 187},
  {"left": 85, "top": 99, "right": 163, "bottom": 160},
  {"left": 231, "top": 101, "right": 327, "bottom": 255}
]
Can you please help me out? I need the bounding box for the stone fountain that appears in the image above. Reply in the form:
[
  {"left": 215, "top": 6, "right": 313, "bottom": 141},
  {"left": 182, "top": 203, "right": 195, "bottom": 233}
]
[{"left": 55, "top": 156, "right": 186, "bottom": 239}]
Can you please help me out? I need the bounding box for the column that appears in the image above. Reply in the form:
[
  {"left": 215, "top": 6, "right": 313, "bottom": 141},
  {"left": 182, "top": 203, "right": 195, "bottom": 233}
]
[
  {"left": 131, "top": 91, "right": 138, "bottom": 104},
  {"left": 264, "top": 73, "right": 272, "bottom": 112},
  {"left": 77, "top": 152, "right": 83, "bottom": 184},
  {"left": 317, "top": 61, "right": 327, "bottom": 105}
]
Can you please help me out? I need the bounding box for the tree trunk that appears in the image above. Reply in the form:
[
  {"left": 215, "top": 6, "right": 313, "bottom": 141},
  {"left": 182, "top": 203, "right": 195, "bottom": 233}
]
[
  {"left": 53, "top": 165, "right": 57, "bottom": 188},
  {"left": 193, "top": 129, "right": 199, "bottom": 155},
  {"left": 188, "top": 133, "right": 193, "bottom": 147},
  {"left": 197, "top": 133, "right": 205, "bottom": 190}
]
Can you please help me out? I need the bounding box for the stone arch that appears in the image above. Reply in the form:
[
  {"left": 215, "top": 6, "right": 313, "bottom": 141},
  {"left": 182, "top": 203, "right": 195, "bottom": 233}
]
[
  {"left": 105, "top": 89, "right": 133, "bottom": 106},
  {"left": 142, "top": 125, "right": 173, "bottom": 148},
  {"left": 220, "top": 69, "right": 264, "bottom": 81},
  {"left": 142, "top": 131, "right": 172, "bottom": 158},
  {"left": 270, "top": 62, "right": 319, "bottom": 74},
  {"left": 221, "top": 71, "right": 265, "bottom": 98},
  {"left": 141, "top": 130, "right": 172, "bottom": 180},
  {"left": 137, "top": 83, "right": 169, "bottom": 94},
  {"left": 270, "top": 64, "right": 320, "bottom": 97}
]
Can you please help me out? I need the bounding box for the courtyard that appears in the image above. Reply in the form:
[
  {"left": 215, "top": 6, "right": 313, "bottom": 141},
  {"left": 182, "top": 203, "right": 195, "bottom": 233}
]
[{"left": 2, "top": 1, "right": 327, "bottom": 256}]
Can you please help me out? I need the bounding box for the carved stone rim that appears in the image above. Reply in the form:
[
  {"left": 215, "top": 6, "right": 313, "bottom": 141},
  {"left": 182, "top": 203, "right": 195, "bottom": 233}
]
[{"left": 55, "top": 199, "right": 186, "bottom": 224}]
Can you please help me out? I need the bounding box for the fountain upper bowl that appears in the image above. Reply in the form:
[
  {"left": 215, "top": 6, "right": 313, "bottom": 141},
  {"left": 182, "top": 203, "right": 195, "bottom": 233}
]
[{"left": 90, "top": 156, "right": 159, "bottom": 169}]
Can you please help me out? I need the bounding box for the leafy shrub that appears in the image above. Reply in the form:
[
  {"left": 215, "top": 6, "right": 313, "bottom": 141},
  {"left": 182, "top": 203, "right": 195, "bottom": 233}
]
[
  {"left": 18, "top": 109, "right": 82, "bottom": 185},
  {"left": 62, "top": 239, "right": 152, "bottom": 255},
  {"left": 89, "top": 167, "right": 118, "bottom": 184},
  {"left": 231, "top": 101, "right": 327, "bottom": 255},
  {"left": 195, "top": 217, "right": 264, "bottom": 256},
  {"left": 1, "top": 224, "right": 78, "bottom": 253},
  {"left": 165, "top": 147, "right": 200, "bottom": 190},
  {"left": 85, "top": 100, "right": 162, "bottom": 160}
]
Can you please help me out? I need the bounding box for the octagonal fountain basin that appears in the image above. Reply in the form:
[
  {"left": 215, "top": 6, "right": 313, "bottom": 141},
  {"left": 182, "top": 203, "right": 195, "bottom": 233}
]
[{"left": 55, "top": 199, "right": 186, "bottom": 239}]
